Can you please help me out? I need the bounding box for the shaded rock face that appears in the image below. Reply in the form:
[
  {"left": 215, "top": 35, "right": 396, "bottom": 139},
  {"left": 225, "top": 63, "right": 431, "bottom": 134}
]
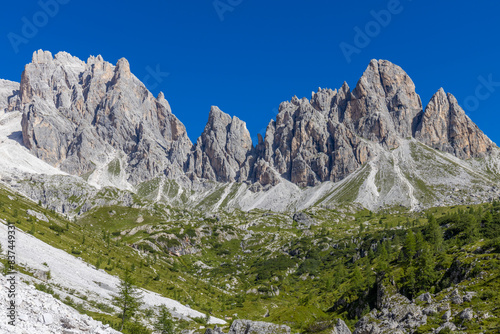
[
  {"left": 414, "top": 88, "right": 495, "bottom": 159},
  {"left": 186, "top": 106, "right": 254, "bottom": 183},
  {"left": 20, "top": 50, "right": 192, "bottom": 184},
  {"left": 0, "top": 79, "right": 20, "bottom": 113}
]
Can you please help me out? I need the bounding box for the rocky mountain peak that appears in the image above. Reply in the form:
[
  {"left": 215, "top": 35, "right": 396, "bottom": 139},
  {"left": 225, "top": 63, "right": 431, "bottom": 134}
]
[
  {"left": 344, "top": 59, "right": 422, "bottom": 147},
  {"left": 414, "top": 88, "right": 495, "bottom": 159},
  {"left": 186, "top": 106, "right": 254, "bottom": 183},
  {"left": 13, "top": 52, "right": 498, "bottom": 192},
  {"left": 20, "top": 50, "right": 192, "bottom": 185},
  {"left": 113, "top": 57, "right": 132, "bottom": 80},
  {"left": 31, "top": 49, "right": 53, "bottom": 64}
]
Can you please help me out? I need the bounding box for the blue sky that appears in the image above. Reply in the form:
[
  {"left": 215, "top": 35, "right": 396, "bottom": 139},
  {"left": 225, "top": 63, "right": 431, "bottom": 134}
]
[{"left": 1, "top": 0, "right": 499, "bottom": 144}]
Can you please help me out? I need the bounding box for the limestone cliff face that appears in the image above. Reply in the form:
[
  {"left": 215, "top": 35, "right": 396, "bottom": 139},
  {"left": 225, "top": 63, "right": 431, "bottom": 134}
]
[
  {"left": 20, "top": 50, "right": 192, "bottom": 184},
  {"left": 0, "top": 79, "right": 20, "bottom": 113},
  {"left": 253, "top": 60, "right": 423, "bottom": 187},
  {"left": 254, "top": 93, "right": 370, "bottom": 187},
  {"left": 16, "top": 51, "right": 497, "bottom": 188},
  {"left": 186, "top": 106, "right": 254, "bottom": 183},
  {"left": 414, "top": 88, "right": 494, "bottom": 159},
  {"left": 344, "top": 59, "right": 422, "bottom": 147}
]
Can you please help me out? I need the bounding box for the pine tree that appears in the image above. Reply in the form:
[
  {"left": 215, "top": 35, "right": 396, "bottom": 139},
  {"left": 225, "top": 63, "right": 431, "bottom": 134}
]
[
  {"left": 113, "top": 270, "right": 144, "bottom": 331},
  {"left": 405, "top": 265, "right": 417, "bottom": 298},
  {"left": 379, "top": 242, "right": 388, "bottom": 261},
  {"left": 154, "top": 305, "right": 176, "bottom": 334},
  {"left": 334, "top": 262, "right": 347, "bottom": 288},
  {"left": 377, "top": 243, "right": 389, "bottom": 274},
  {"left": 368, "top": 248, "right": 375, "bottom": 262},
  {"left": 415, "top": 231, "right": 425, "bottom": 257},
  {"left": 403, "top": 230, "right": 416, "bottom": 262},
  {"left": 416, "top": 243, "right": 437, "bottom": 293},
  {"left": 352, "top": 265, "right": 364, "bottom": 291},
  {"left": 426, "top": 214, "right": 444, "bottom": 253}
]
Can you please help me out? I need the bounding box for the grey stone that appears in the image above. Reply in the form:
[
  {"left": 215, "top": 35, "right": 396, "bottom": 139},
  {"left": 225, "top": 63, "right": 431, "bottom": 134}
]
[
  {"left": 332, "top": 319, "right": 351, "bottom": 334},
  {"left": 293, "top": 212, "right": 316, "bottom": 229},
  {"left": 442, "top": 310, "right": 452, "bottom": 321},
  {"left": 228, "top": 319, "right": 290, "bottom": 334},
  {"left": 27, "top": 209, "right": 49, "bottom": 222},
  {"left": 42, "top": 313, "right": 53, "bottom": 325},
  {"left": 416, "top": 292, "right": 432, "bottom": 303},
  {"left": 459, "top": 308, "right": 474, "bottom": 320},
  {"left": 186, "top": 106, "right": 254, "bottom": 183},
  {"left": 450, "top": 289, "right": 463, "bottom": 305},
  {"left": 205, "top": 326, "right": 225, "bottom": 334}
]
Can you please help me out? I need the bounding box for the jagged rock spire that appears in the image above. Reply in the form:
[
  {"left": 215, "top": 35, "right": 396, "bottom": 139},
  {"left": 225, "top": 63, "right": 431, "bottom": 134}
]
[{"left": 414, "top": 88, "right": 494, "bottom": 159}]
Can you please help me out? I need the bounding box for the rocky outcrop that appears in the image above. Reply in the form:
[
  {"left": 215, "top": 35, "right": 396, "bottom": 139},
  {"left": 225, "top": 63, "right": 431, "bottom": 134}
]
[
  {"left": 345, "top": 59, "right": 422, "bottom": 148},
  {"left": 186, "top": 106, "right": 254, "bottom": 182},
  {"left": 414, "top": 88, "right": 495, "bottom": 159},
  {"left": 204, "top": 319, "right": 290, "bottom": 334},
  {"left": 255, "top": 91, "right": 371, "bottom": 187},
  {"left": 253, "top": 60, "right": 428, "bottom": 187},
  {"left": 204, "top": 320, "right": 290, "bottom": 334},
  {"left": 20, "top": 50, "right": 192, "bottom": 184},
  {"left": 0, "top": 79, "right": 20, "bottom": 113},
  {"left": 332, "top": 319, "right": 352, "bottom": 334},
  {"left": 0, "top": 273, "right": 120, "bottom": 334},
  {"left": 353, "top": 283, "right": 482, "bottom": 334},
  {"left": 205, "top": 326, "right": 225, "bottom": 334}
]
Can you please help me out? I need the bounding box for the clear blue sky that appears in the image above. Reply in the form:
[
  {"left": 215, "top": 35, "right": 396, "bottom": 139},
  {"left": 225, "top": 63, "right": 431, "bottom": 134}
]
[{"left": 1, "top": 0, "right": 499, "bottom": 144}]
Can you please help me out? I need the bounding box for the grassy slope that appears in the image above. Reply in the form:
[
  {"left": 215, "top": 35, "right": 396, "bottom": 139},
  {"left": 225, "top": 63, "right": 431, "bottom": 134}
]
[{"left": 0, "top": 182, "right": 499, "bottom": 333}]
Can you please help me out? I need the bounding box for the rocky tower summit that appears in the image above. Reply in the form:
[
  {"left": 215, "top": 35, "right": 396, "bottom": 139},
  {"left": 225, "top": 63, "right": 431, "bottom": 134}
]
[
  {"left": 15, "top": 50, "right": 497, "bottom": 188},
  {"left": 414, "top": 88, "right": 494, "bottom": 159},
  {"left": 186, "top": 106, "right": 254, "bottom": 183}
]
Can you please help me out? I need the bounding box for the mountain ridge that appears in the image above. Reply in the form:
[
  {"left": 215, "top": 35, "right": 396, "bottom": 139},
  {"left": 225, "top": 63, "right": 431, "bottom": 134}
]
[{"left": 1, "top": 50, "right": 499, "bottom": 214}]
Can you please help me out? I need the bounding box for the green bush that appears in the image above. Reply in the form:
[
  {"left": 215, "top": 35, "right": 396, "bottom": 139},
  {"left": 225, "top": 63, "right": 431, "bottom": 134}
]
[
  {"left": 123, "top": 321, "right": 151, "bottom": 334},
  {"left": 49, "top": 224, "right": 65, "bottom": 233}
]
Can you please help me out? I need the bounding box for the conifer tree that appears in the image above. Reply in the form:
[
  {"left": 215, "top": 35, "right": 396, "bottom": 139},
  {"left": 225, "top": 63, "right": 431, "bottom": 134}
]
[
  {"left": 403, "top": 230, "right": 416, "bottom": 262},
  {"left": 426, "top": 214, "right": 444, "bottom": 253},
  {"left": 154, "top": 305, "right": 176, "bottom": 334},
  {"left": 113, "top": 270, "right": 144, "bottom": 331},
  {"left": 352, "top": 265, "right": 364, "bottom": 292},
  {"left": 416, "top": 243, "right": 437, "bottom": 293}
]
